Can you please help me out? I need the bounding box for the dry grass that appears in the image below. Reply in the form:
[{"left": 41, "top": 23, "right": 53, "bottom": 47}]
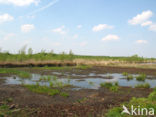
[{"left": 0, "top": 59, "right": 156, "bottom": 70}]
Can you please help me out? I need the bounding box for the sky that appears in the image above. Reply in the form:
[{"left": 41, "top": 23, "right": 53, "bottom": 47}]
[{"left": 0, "top": 0, "right": 156, "bottom": 57}]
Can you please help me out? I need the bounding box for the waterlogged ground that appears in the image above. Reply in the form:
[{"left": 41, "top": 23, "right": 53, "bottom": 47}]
[
  {"left": 4, "top": 72, "right": 156, "bottom": 89},
  {"left": 0, "top": 66, "right": 156, "bottom": 117}
]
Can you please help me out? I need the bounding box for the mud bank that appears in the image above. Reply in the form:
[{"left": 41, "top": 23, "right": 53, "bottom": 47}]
[{"left": 0, "top": 84, "right": 152, "bottom": 117}]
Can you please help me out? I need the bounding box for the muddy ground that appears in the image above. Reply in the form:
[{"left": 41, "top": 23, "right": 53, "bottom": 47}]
[
  {"left": 0, "top": 66, "right": 155, "bottom": 117},
  {"left": 21, "top": 66, "right": 156, "bottom": 78}
]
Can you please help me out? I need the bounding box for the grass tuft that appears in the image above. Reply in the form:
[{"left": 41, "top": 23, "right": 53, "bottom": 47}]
[
  {"left": 135, "top": 83, "right": 150, "bottom": 88},
  {"left": 100, "top": 82, "right": 119, "bottom": 92},
  {"left": 122, "top": 72, "right": 128, "bottom": 76},
  {"left": 136, "top": 73, "right": 146, "bottom": 81}
]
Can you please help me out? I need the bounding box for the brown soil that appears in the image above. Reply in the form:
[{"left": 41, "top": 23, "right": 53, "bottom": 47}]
[
  {"left": 0, "top": 84, "right": 152, "bottom": 117},
  {"left": 0, "top": 61, "right": 76, "bottom": 68},
  {"left": 20, "top": 66, "right": 156, "bottom": 77}
]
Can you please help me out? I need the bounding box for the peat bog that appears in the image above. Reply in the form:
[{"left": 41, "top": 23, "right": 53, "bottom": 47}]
[{"left": 0, "top": 66, "right": 156, "bottom": 117}]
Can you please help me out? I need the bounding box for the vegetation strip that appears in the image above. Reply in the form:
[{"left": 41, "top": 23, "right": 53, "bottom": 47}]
[
  {"left": 0, "top": 68, "right": 31, "bottom": 78},
  {"left": 106, "top": 87, "right": 156, "bottom": 117},
  {"left": 24, "top": 84, "right": 69, "bottom": 97}
]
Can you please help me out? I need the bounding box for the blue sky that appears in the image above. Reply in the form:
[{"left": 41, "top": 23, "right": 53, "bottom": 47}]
[{"left": 0, "top": 0, "right": 156, "bottom": 57}]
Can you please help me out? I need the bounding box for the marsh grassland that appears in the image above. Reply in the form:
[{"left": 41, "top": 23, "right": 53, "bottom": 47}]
[{"left": 0, "top": 50, "right": 156, "bottom": 117}]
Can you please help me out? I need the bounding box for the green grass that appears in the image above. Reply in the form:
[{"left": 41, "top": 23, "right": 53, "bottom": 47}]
[
  {"left": 75, "top": 65, "right": 92, "bottom": 69},
  {"left": 136, "top": 74, "right": 146, "bottom": 81},
  {"left": 0, "top": 104, "right": 12, "bottom": 117},
  {"left": 60, "top": 92, "right": 69, "bottom": 98},
  {"left": 122, "top": 72, "right": 128, "bottom": 76},
  {"left": 126, "top": 75, "right": 134, "bottom": 80},
  {"left": 100, "top": 82, "right": 113, "bottom": 88},
  {"left": 0, "top": 68, "right": 31, "bottom": 78},
  {"left": 39, "top": 66, "right": 73, "bottom": 70},
  {"left": 24, "top": 84, "right": 69, "bottom": 97},
  {"left": 106, "top": 87, "right": 156, "bottom": 117},
  {"left": 35, "top": 65, "right": 92, "bottom": 70},
  {"left": 38, "top": 75, "right": 72, "bottom": 88},
  {"left": 100, "top": 82, "right": 119, "bottom": 92},
  {"left": 0, "top": 47, "right": 155, "bottom": 63},
  {"left": 148, "top": 91, "right": 156, "bottom": 101},
  {"left": 135, "top": 83, "right": 150, "bottom": 88},
  {"left": 122, "top": 72, "right": 134, "bottom": 80},
  {"left": 0, "top": 98, "right": 31, "bottom": 117}
]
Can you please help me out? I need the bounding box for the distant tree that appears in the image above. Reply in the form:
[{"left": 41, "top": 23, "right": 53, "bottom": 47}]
[
  {"left": 28, "top": 48, "right": 33, "bottom": 55},
  {"left": 131, "top": 54, "right": 139, "bottom": 58},
  {"left": 69, "top": 50, "right": 74, "bottom": 55},
  {"left": 19, "top": 45, "right": 27, "bottom": 55},
  {"left": 50, "top": 50, "right": 54, "bottom": 55},
  {"left": 41, "top": 49, "right": 46, "bottom": 54},
  {"left": 69, "top": 50, "right": 74, "bottom": 60},
  {"left": 60, "top": 51, "right": 66, "bottom": 61}
]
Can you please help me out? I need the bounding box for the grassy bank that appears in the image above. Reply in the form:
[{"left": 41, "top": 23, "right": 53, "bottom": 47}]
[
  {"left": 0, "top": 68, "right": 31, "bottom": 78},
  {"left": 0, "top": 48, "right": 155, "bottom": 63},
  {"left": 0, "top": 48, "right": 156, "bottom": 69},
  {"left": 106, "top": 88, "right": 156, "bottom": 117}
]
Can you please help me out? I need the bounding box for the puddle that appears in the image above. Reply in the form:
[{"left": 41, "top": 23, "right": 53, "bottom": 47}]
[{"left": 4, "top": 73, "right": 156, "bottom": 89}]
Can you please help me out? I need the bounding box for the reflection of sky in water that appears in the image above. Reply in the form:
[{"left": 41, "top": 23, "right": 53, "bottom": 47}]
[{"left": 4, "top": 72, "right": 156, "bottom": 89}]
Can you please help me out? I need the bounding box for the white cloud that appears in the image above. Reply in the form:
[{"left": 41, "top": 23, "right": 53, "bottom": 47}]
[
  {"left": 77, "top": 25, "right": 82, "bottom": 29},
  {"left": 52, "top": 25, "right": 66, "bottom": 35},
  {"left": 3, "top": 33, "right": 16, "bottom": 40},
  {"left": 149, "top": 24, "right": 156, "bottom": 32},
  {"left": 128, "top": 10, "right": 156, "bottom": 32},
  {"left": 141, "top": 21, "right": 152, "bottom": 27},
  {"left": 128, "top": 10, "right": 153, "bottom": 25},
  {"left": 92, "top": 24, "right": 113, "bottom": 32},
  {"left": 136, "top": 40, "right": 147, "bottom": 44},
  {"left": 0, "top": 0, "right": 40, "bottom": 6},
  {"left": 0, "top": 13, "right": 14, "bottom": 23},
  {"left": 21, "top": 24, "right": 35, "bottom": 33},
  {"left": 102, "top": 34, "right": 119, "bottom": 41}
]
